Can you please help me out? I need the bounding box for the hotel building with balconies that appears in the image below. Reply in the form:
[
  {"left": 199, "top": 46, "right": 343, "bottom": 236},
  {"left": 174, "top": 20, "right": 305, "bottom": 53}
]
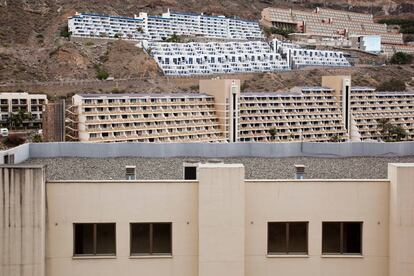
[
  {"left": 71, "top": 93, "right": 226, "bottom": 143},
  {"left": 0, "top": 92, "right": 48, "bottom": 129},
  {"left": 68, "top": 76, "right": 414, "bottom": 143}
]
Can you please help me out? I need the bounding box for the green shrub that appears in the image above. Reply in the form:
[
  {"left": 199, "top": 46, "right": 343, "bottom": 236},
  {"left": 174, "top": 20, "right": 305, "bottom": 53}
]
[
  {"left": 60, "top": 25, "right": 71, "bottom": 38},
  {"left": 390, "top": 52, "right": 413, "bottom": 65},
  {"left": 164, "top": 34, "right": 182, "bottom": 43},
  {"left": 263, "top": 27, "right": 295, "bottom": 38},
  {"left": 95, "top": 64, "right": 109, "bottom": 80},
  {"left": 378, "top": 19, "right": 414, "bottom": 34},
  {"left": 32, "top": 134, "right": 42, "bottom": 143}
]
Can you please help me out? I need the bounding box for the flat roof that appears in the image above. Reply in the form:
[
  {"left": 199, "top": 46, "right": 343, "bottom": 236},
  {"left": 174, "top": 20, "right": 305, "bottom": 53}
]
[
  {"left": 242, "top": 92, "right": 302, "bottom": 97},
  {"left": 21, "top": 156, "right": 414, "bottom": 181},
  {"left": 77, "top": 93, "right": 212, "bottom": 98}
]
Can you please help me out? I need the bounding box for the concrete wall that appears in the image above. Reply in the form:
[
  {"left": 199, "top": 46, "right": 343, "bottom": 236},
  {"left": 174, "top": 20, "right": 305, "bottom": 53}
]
[
  {"left": 46, "top": 180, "right": 199, "bottom": 276},
  {"left": 245, "top": 179, "right": 389, "bottom": 276},
  {"left": 388, "top": 164, "right": 414, "bottom": 276},
  {"left": 27, "top": 141, "right": 414, "bottom": 159},
  {"left": 0, "top": 144, "right": 30, "bottom": 165},
  {"left": 3, "top": 163, "right": 414, "bottom": 276},
  {"left": 0, "top": 166, "right": 46, "bottom": 276}
]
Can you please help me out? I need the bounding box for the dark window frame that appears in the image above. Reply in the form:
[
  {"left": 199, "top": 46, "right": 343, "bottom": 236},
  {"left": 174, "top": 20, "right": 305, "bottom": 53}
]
[
  {"left": 267, "top": 221, "right": 309, "bottom": 255},
  {"left": 130, "top": 222, "right": 173, "bottom": 256},
  {"left": 73, "top": 223, "right": 116, "bottom": 257},
  {"left": 322, "top": 221, "right": 363, "bottom": 255}
]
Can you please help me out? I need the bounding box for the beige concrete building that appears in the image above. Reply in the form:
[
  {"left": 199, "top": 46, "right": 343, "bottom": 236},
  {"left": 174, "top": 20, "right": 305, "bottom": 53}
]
[
  {"left": 1, "top": 158, "right": 414, "bottom": 276},
  {"left": 71, "top": 93, "right": 225, "bottom": 142},
  {"left": 261, "top": 7, "right": 414, "bottom": 56},
  {"left": 68, "top": 76, "right": 414, "bottom": 143},
  {"left": 0, "top": 93, "right": 48, "bottom": 129}
]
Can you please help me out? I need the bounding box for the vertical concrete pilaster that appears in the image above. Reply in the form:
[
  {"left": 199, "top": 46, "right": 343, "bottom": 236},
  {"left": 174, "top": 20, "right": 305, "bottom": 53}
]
[
  {"left": 0, "top": 167, "right": 46, "bottom": 276},
  {"left": 388, "top": 164, "right": 414, "bottom": 276},
  {"left": 198, "top": 163, "right": 245, "bottom": 276}
]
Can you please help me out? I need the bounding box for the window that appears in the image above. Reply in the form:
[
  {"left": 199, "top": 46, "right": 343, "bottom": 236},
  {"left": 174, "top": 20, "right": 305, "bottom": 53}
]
[
  {"left": 130, "top": 223, "right": 172, "bottom": 256},
  {"left": 73, "top": 223, "right": 116, "bottom": 256},
  {"left": 184, "top": 166, "right": 197, "bottom": 180},
  {"left": 322, "top": 222, "right": 362, "bottom": 255},
  {"left": 268, "top": 222, "right": 308, "bottom": 255}
]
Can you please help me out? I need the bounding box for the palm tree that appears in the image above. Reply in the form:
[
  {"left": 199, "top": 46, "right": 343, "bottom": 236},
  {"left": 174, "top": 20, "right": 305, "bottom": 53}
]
[
  {"left": 377, "top": 118, "right": 408, "bottom": 142},
  {"left": 269, "top": 127, "right": 277, "bottom": 141},
  {"left": 7, "top": 109, "right": 31, "bottom": 130}
]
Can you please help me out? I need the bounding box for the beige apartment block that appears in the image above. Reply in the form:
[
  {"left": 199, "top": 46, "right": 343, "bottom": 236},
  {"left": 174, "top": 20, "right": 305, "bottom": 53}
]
[
  {"left": 72, "top": 93, "right": 226, "bottom": 143},
  {"left": 261, "top": 7, "right": 414, "bottom": 56},
  {"left": 68, "top": 76, "right": 414, "bottom": 143},
  {"left": 1, "top": 162, "right": 414, "bottom": 276},
  {"left": 0, "top": 93, "right": 48, "bottom": 128},
  {"left": 350, "top": 88, "right": 414, "bottom": 141}
]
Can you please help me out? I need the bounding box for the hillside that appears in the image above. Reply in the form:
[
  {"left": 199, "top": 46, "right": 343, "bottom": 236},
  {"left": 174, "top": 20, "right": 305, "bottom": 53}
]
[{"left": 0, "top": 0, "right": 414, "bottom": 84}]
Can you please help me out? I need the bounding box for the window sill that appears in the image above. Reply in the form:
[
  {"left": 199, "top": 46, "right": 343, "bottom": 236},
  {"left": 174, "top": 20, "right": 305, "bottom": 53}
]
[
  {"left": 73, "top": 255, "right": 116, "bottom": 260},
  {"left": 321, "top": 254, "right": 363, "bottom": 258},
  {"left": 129, "top": 255, "right": 173, "bottom": 259},
  {"left": 267, "top": 254, "right": 309, "bottom": 258}
]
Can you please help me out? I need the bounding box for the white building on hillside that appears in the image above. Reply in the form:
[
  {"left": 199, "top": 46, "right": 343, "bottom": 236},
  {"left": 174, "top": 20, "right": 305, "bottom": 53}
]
[
  {"left": 272, "top": 40, "right": 351, "bottom": 69},
  {"left": 68, "top": 10, "right": 264, "bottom": 41},
  {"left": 144, "top": 40, "right": 290, "bottom": 76},
  {"left": 68, "top": 13, "right": 150, "bottom": 40},
  {"left": 143, "top": 39, "right": 351, "bottom": 76}
]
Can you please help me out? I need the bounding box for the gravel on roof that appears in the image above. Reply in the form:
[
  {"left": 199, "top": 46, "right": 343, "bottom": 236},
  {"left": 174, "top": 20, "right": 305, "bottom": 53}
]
[{"left": 21, "top": 156, "right": 414, "bottom": 181}]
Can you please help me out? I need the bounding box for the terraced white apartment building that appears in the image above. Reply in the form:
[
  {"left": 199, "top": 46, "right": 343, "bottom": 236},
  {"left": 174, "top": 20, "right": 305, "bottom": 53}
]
[
  {"left": 273, "top": 40, "right": 350, "bottom": 68},
  {"left": 68, "top": 10, "right": 263, "bottom": 41},
  {"left": 68, "top": 13, "right": 151, "bottom": 40},
  {"left": 144, "top": 40, "right": 290, "bottom": 76},
  {"left": 144, "top": 39, "right": 350, "bottom": 76}
]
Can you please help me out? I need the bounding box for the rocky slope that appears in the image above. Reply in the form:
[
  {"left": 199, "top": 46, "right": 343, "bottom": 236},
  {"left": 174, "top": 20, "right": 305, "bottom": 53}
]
[{"left": 0, "top": 0, "right": 413, "bottom": 83}]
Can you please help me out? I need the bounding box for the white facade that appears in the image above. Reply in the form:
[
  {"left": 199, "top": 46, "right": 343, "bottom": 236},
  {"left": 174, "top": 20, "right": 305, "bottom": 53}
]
[
  {"left": 68, "top": 13, "right": 150, "bottom": 40},
  {"left": 162, "top": 11, "right": 263, "bottom": 40},
  {"left": 145, "top": 41, "right": 290, "bottom": 76},
  {"left": 273, "top": 40, "right": 350, "bottom": 69},
  {"left": 144, "top": 39, "right": 350, "bottom": 76},
  {"left": 68, "top": 10, "right": 264, "bottom": 41}
]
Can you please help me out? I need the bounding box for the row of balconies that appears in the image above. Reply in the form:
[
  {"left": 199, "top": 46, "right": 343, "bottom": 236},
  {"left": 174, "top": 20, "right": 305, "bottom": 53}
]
[
  {"left": 352, "top": 107, "right": 414, "bottom": 113},
  {"left": 84, "top": 114, "right": 219, "bottom": 124},
  {"left": 82, "top": 107, "right": 216, "bottom": 115},
  {"left": 95, "top": 106, "right": 214, "bottom": 113},
  {"left": 81, "top": 98, "right": 214, "bottom": 106},
  {"left": 85, "top": 119, "right": 220, "bottom": 130},
  {"left": 88, "top": 134, "right": 225, "bottom": 143},
  {"left": 89, "top": 128, "right": 223, "bottom": 140},
  {"left": 86, "top": 123, "right": 221, "bottom": 134}
]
